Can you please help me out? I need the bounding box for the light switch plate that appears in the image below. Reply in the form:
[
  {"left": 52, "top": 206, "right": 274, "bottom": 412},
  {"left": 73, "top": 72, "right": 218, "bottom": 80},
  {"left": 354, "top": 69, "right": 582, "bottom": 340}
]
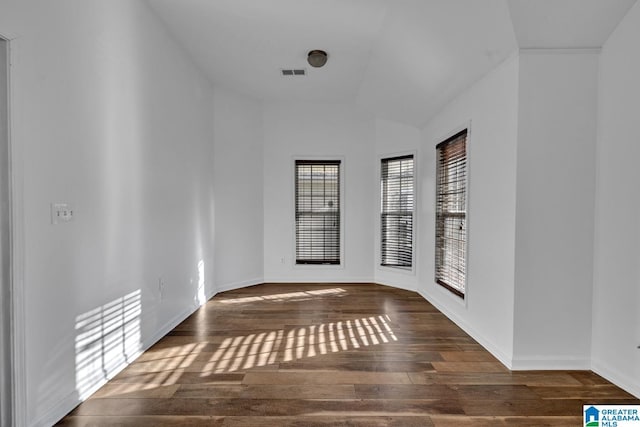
[{"left": 51, "top": 203, "right": 74, "bottom": 224}]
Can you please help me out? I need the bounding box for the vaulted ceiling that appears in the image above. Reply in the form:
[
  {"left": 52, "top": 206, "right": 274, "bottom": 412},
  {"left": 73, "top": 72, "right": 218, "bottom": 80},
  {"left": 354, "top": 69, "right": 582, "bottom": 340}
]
[{"left": 148, "top": 0, "right": 637, "bottom": 126}]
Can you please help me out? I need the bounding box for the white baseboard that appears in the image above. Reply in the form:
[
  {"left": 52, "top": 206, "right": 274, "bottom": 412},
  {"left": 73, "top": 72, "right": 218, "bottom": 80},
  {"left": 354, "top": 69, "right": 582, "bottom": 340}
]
[
  {"left": 374, "top": 280, "right": 416, "bottom": 293},
  {"left": 31, "top": 389, "right": 83, "bottom": 427},
  {"left": 216, "top": 277, "right": 264, "bottom": 293},
  {"left": 592, "top": 358, "right": 640, "bottom": 399},
  {"left": 511, "top": 356, "right": 591, "bottom": 371},
  {"left": 417, "top": 289, "right": 514, "bottom": 369},
  {"left": 33, "top": 354, "right": 144, "bottom": 427},
  {"left": 411, "top": 290, "right": 594, "bottom": 372},
  {"left": 148, "top": 305, "right": 199, "bottom": 348},
  {"left": 262, "top": 277, "right": 375, "bottom": 284},
  {"left": 40, "top": 304, "right": 200, "bottom": 427}
]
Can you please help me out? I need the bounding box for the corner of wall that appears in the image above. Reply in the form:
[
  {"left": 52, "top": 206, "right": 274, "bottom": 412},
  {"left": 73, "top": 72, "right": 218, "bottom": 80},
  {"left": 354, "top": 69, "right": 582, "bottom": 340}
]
[
  {"left": 215, "top": 277, "right": 265, "bottom": 294},
  {"left": 417, "top": 289, "right": 514, "bottom": 369},
  {"left": 592, "top": 358, "right": 640, "bottom": 399}
]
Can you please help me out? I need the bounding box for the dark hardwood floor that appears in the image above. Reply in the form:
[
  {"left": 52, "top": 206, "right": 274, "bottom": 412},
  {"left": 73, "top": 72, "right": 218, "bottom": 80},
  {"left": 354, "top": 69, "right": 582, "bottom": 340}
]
[{"left": 57, "top": 283, "right": 639, "bottom": 426}]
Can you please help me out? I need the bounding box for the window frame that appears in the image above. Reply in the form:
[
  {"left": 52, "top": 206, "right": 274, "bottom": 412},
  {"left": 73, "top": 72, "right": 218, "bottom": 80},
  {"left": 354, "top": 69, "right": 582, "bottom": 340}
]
[
  {"left": 379, "top": 152, "right": 416, "bottom": 271},
  {"left": 292, "top": 157, "right": 345, "bottom": 268},
  {"left": 434, "top": 129, "right": 469, "bottom": 299}
]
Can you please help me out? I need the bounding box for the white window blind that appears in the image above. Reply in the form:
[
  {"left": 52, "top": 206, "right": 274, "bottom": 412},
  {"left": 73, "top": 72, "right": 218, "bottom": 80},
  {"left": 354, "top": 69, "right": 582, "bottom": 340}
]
[
  {"left": 435, "top": 130, "right": 467, "bottom": 297},
  {"left": 381, "top": 155, "right": 414, "bottom": 268},
  {"left": 295, "top": 160, "right": 341, "bottom": 265}
]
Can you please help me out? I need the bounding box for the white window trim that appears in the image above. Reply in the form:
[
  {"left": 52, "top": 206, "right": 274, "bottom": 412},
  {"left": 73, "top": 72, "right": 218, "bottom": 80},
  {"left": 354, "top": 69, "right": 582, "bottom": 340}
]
[
  {"left": 376, "top": 150, "right": 417, "bottom": 276},
  {"left": 433, "top": 122, "right": 471, "bottom": 306},
  {"left": 291, "top": 155, "right": 346, "bottom": 269}
]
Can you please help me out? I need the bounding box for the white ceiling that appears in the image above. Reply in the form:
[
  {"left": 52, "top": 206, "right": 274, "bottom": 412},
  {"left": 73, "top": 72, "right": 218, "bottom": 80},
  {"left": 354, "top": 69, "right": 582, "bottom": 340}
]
[
  {"left": 148, "top": 0, "right": 637, "bottom": 127},
  {"left": 508, "top": 0, "right": 637, "bottom": 48}
]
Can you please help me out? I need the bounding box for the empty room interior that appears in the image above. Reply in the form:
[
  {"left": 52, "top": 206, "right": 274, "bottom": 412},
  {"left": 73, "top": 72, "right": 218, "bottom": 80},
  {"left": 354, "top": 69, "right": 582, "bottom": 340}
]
[{"left": 1, "top": 0, "right": 640, "bottom": 425}]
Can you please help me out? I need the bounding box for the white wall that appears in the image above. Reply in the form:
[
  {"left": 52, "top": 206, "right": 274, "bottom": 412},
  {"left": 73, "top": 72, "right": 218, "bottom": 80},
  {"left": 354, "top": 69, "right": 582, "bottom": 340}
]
[
  {"left": 420, "top": 55, "right": 520, "bottom": 366},
  {"left": 593, "top": 0, "right": 640, "bottom": 397},
  {"left": 212, "top": 86, "right": 264, "bottom": 291},
  {"left": 2, "top": 2, "right": 638, "bottom": 425},
  {"left": 512, "top": 51, "right": 598, "bottom": 370},
  {"left": 262, "top": 102, "right": 375, "bottom": 283},
  {"left": 1, "top": 1, "right": 217, "bottom": 425},
  {"left": 374, "top": 118, "right": 421, "bottom": 291},
  {"left": 0, "top": 37, "right": 11, "bottom": 427}
]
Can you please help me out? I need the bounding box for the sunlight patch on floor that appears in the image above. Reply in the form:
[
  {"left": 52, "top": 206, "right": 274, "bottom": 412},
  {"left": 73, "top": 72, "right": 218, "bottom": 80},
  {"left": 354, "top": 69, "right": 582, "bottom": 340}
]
[
  {"left": 200, "top": 314, "right": 397, "bottom": 375},
  {"left": 217, "top": 288, "right": 347, "bottom": 304}
]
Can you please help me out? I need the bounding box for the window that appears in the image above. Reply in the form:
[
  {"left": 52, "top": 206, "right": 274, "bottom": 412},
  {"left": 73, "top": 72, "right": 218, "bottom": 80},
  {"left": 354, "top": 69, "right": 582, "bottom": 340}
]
[
  {"left": 380, "top": 155, "right": 414, "bottom": 268},
  {"left": 435, "top": 129, "right": 468, "bottom": 297},
  {"left": 295, "top": 160, "right": 341, "bottom": 265}
]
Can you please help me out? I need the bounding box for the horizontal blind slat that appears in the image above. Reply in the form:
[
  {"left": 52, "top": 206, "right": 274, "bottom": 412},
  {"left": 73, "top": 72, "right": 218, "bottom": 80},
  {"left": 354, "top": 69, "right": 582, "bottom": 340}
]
[
  {"left": 295, "top": 160, "right": 341, "bottom": 264},
  {"left": 381, "top": 155, "right": 414, "bottom": 268},
  {"left": 435, "top": 131, "right": 467, "bottom": 296}
]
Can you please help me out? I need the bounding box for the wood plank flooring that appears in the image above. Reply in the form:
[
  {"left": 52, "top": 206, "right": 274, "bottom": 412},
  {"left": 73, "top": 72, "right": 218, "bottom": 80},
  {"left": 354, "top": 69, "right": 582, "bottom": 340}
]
[{"left": 57, "top": 283, "right": 639, "bottom": 426}]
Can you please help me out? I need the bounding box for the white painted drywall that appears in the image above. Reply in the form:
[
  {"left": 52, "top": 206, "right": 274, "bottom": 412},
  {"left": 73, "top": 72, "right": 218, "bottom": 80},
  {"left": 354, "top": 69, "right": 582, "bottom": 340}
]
[
  {"left": 420, "top": 55, "right": 520, "bottom": 366},
  {"left": 262, "top": 102, "right": 375, "bottom": 283},
  {"left": 374, "top": 118, "right": 421, "bottom": 291},
  {"left": 0, "top": 1, "right": 217, "bottom": 425},
  {"left": 1, "top": 2, "right": 638, "bottom": 424},
  {"left": 212, "top": 86, "right": 264, "bottom": 291},
  {"left": 593, "top": 0, "right": 640, "bottom": 397},
  {"left": 512, "top": 51, "right": 598, "bottom": 370},
  {"left": 0, "top": 37, "right": 11, "bottom": 427}
]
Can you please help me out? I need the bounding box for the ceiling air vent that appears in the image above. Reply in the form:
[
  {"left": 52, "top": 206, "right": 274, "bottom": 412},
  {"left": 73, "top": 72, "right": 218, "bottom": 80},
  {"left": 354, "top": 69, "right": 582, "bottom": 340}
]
[{"left": 281, "top": 69, "right": 306, "bottom": 77}]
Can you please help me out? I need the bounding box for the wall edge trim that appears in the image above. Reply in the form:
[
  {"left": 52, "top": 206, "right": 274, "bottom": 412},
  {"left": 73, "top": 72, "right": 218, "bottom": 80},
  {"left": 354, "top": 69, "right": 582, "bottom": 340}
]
[
  {"left": 40, "top": 304, "right": 197, "bottom": 426},
  {"left": 216, "top": 277, "right": 264, "bottom": 293},
  {"left": 510, "top": 357, "right": 591, "bottom": 371},
  {"left": 592, "top": 358, "right": 640, "bottom": 399},
  {"left": 417, "top": 289, "right": 514, "bottom": 369}
]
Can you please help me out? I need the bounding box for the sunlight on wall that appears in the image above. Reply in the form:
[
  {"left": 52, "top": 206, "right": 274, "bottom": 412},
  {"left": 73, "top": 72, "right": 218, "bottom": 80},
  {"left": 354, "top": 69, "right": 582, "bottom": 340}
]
[
  {"left": 195, "top": 259, "right": 206, "bottom": 306},
  {"left": 75, "top": 290, "right": 142, "bottom": 400}
]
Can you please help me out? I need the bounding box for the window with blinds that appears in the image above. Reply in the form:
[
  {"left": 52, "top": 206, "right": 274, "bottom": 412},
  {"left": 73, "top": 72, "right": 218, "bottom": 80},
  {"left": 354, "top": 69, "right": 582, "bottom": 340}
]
[
  {"left": 295, "top": 160, "right": 341, "bottom": 265},
  {"left": 380, "top": 155, "right": 414, "bottom": 268},
  {"left": 435, "top": 129, "right": 467, "bottom": 297}
]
